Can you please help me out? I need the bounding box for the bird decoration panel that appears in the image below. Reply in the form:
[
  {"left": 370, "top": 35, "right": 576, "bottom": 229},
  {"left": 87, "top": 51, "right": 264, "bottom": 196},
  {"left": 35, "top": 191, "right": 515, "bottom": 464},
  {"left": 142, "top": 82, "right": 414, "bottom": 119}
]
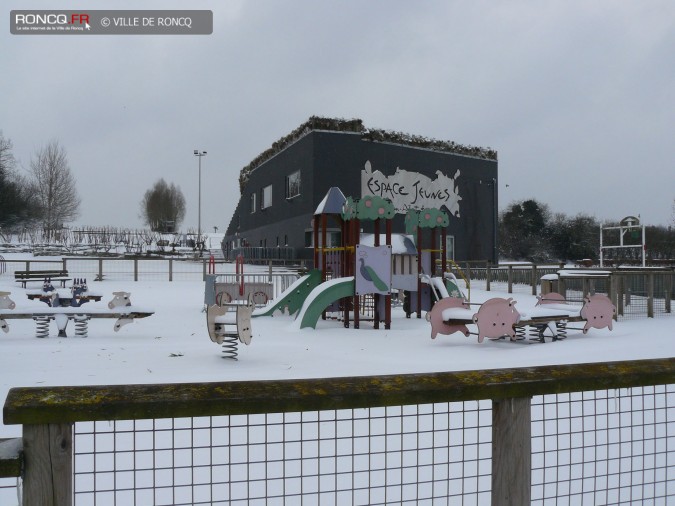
[{"left": 355, "top": 244, "right": 392, "bottom": 296}]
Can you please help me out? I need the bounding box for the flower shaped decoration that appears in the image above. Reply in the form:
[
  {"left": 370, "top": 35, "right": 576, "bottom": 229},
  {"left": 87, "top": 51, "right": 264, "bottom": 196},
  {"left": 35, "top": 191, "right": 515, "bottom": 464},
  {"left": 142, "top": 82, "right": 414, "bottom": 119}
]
[
  {"left": 415, "top": 208, "right": 450, "bottom": 229},
  {"left": 357, "top": 195, "right": 395, "bottom": 221}
]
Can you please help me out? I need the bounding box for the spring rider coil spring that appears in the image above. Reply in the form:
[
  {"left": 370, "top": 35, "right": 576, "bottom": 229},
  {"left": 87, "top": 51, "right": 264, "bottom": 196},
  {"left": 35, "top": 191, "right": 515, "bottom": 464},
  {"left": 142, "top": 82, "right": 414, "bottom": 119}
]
[
  {"left": 33, "top": 316, "right": 50, "bottom": 338},
  {"left": 217, "top": 326, "right": 239, "bottom": 360},
  {"left": 74, "top": 315, "right": 90, "bottom": 337}
]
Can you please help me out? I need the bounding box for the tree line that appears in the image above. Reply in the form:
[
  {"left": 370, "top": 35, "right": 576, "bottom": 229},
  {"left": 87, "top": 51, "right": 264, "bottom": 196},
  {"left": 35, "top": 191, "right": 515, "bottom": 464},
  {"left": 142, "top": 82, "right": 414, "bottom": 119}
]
[
  {"left": 1, "top": 132, "right": 79, "bottom": 238},
  {"left": 499, "top": 199, "right": 675, "bottom": 264},
  {"left": 3, "top": 130, "right": 672, "bottom": 261},
  {"left": 1, "top": 131, "right": 186, "bottom": 237}
]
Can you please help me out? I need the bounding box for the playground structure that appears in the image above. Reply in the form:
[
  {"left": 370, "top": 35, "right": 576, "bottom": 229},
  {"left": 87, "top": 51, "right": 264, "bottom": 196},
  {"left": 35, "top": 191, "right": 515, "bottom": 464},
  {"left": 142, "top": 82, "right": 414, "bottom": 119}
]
[
  {"left": 600, "top": 215, "right": 646, "bottom": 267},
  {"left": 205, "top": 254, "right": 274, "bottom": 306},
  {"left": 205, "top": 187, "right": 463, "bottom": 339},
  {"left": 300, "top": 188, "right": 460, "bottom": 330},
  {"left": 308, "top": 189, "right": 395, "bottom": 329},
  {"left": 204, "top": 187, "right": 619, "bottom": 351},
  {"left": 401, "top": 206, "right": 461, "bottom": 319}
]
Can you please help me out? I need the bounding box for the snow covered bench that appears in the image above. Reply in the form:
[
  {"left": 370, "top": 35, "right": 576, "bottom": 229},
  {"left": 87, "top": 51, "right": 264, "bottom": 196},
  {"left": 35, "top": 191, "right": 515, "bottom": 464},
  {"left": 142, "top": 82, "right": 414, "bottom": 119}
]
[{"left": 15, "top": 269, "right": 71, "bottom": 288}]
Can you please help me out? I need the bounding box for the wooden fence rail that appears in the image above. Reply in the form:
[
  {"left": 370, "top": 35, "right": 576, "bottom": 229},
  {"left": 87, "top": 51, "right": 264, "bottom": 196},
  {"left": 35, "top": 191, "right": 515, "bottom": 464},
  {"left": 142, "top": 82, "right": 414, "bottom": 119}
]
[{"left": 3, "top": 357, "right": 673, "bottom": 506}]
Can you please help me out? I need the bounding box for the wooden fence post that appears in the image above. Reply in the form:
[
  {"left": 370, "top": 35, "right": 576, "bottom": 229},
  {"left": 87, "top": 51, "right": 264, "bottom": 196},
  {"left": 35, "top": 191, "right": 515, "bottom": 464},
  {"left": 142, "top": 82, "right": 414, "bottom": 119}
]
[
  {"left": 23, "top": 423, "right": 73, "bottom": 506},
  {"left": 531, "top": 265, "right": 538, "bottom": 296},
  {"left": 558, "top": 277, "right": 566, "bottom": 298},
  {"left": 492, "top": 397, "right": 531, "bottom": 506},
  {"left": 608, "top": 275, "right": 617, "bottom": 320},
  {"left": 98, "top": 258, "right": 103, "bottom": 282},
  {"left": 647, "top": 273, "right": 654, "bottom": 318},
  {"left": 507, "top": 265, "right": 513, "bottom": 294},
  {"left": 169, "top": 258, "right": 173, "bottom": 282},
  {"left": 665, "top": 273, "right": 672, "bottom": 314},
  {"left": 486, "top": 263, "right": 491, "bottom": 292},
  {"left": 134, "top": 258, "right": 139, "bottom": 282}
]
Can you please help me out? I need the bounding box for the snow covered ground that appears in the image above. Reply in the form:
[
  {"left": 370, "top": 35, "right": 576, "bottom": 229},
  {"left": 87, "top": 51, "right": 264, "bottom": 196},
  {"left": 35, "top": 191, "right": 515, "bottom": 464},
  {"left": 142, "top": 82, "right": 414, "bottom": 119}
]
[
  {"left": 0, "top": 254, "right": 673, "bottom": 505},
  {"left": 1, "top": 257, "right": 673, "bottom": 441}
]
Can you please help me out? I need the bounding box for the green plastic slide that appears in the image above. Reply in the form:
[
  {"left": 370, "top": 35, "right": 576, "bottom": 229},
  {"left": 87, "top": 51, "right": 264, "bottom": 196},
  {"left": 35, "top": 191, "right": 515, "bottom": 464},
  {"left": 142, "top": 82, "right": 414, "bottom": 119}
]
[
  {"left": 253, "top": 269, "right": 322, "bottom": 318},
  {"left": 298, "top": 277, "right": 355, "bottom": 329}
]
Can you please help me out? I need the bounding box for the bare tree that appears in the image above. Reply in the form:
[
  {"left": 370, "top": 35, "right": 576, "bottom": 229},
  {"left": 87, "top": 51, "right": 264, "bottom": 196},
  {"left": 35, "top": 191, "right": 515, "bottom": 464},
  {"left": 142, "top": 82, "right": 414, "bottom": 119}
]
[
  {"left": 1, "top": 131, "right": 36, "bottom": 230},
  {"left": 0, "top": 131, "right": 14, "bottom": 175},
  {"left": 140, "top": 179, "right": 186, "bottom": 232},
  {"left": 29, "top": 140, "right": 81, "bottom": 240}
]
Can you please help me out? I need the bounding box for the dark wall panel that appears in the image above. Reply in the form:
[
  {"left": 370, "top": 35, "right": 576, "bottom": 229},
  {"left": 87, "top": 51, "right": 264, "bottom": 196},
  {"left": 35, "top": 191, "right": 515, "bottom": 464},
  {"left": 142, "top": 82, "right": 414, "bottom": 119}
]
[{"left": 225, "top": 130, "right": 498, "bottom": 263}]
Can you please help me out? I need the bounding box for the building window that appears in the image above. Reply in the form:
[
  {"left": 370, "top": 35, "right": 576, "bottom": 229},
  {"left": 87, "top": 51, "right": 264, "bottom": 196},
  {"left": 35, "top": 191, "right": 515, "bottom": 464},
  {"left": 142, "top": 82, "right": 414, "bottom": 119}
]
[
  {"left": 445, "top": 235, "right": 455, "bottom": 261},
  {"left": 250, "top": 193, "right": 256, "bottom": 214},
  {"left": 261, "top": 185, "right": 273, "bottom": 209},
  {"left": 286, "top": 170, "right": 301, "bottom": 199}
]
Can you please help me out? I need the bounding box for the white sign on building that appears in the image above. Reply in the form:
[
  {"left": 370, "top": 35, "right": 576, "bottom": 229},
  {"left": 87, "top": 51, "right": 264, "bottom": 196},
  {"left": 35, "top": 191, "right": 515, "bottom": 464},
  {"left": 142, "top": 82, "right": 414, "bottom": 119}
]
[{"left": 361, "top": 161, "right": 462, "bottom": 217}]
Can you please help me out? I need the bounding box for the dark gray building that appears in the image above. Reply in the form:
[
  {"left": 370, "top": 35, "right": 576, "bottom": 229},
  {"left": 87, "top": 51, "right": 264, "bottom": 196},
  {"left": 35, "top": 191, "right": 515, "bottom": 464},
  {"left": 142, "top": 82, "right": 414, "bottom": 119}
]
[{"left": 223, "top": 117, "right": 498, "bottom": 264}]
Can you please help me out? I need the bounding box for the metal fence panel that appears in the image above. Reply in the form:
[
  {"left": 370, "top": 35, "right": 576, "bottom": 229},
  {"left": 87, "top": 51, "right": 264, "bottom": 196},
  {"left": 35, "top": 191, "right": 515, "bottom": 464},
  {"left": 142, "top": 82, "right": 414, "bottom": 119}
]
[
  {"left": 70, "top": 402, "right": 494, "bottom": 506},
  {"left": 42, "top": 386, "right": 674, "bottom": 505}
]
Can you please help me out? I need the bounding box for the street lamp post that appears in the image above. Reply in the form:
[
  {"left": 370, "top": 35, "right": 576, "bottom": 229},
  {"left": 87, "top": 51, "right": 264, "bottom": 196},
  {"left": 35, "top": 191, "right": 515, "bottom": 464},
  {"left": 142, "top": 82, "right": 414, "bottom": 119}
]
[{"left": 193, "top": 150, "right": 207, "bottom": 254}]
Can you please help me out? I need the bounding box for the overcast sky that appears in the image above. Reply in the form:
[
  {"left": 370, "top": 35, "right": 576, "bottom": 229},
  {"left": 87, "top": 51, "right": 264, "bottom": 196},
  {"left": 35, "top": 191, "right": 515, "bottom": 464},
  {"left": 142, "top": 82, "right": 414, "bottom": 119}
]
[{"left": 2, "top": 0, "right": 673, "bottom": 232}]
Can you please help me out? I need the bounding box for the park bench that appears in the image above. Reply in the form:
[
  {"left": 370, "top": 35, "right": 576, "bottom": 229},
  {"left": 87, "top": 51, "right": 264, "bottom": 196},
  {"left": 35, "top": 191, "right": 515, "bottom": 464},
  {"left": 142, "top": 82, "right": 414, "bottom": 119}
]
[
  {"left": 0, "top": 291, "right": 154, "bottom": 338},
  {"left": 15, "top": 269, "right": 71, "bottom": 288}
]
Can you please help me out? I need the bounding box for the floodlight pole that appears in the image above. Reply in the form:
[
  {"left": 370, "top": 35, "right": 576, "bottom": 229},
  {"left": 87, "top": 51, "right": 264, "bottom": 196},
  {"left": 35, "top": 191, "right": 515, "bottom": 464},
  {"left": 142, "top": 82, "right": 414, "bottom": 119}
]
[{"left": 194, "top": 150, "right": 207, "bottom": 254}]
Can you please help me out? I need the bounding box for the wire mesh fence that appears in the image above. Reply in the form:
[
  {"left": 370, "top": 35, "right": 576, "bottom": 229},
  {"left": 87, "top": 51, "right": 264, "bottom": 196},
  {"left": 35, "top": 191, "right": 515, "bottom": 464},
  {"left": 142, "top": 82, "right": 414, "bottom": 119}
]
[
  {"left": 464, "top": 266, "right": 673, "bottom": 321},
  {"left": 531, "top": 385, "right": 673, "bottom": 505},
  {"left": 71, "top": 402, "right": 493, "bottom": 506},
  {"left": 43, "top": 386, "right": 665, "bottom": 505},
  {"left": 0, "top": 258, "right": 299, "bottom": 284},
  {"left": 0, "top": 478, "right": 20, "bottom": 504},
  {"left": 2, "top": 362, "right": 674, "bottom": 505}
]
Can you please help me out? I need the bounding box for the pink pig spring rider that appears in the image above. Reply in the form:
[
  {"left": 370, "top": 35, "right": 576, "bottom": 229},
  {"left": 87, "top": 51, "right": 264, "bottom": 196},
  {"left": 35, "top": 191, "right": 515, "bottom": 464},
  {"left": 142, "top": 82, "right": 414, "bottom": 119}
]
[
  {"left": 580, "top": 294, "right": 616, "bottom": 334},
  {"left": 425, "top": 297, "right": 471, "bottom": 339},
  {"left": 472, "top": 297, "right": 521, "bottom": 343}
]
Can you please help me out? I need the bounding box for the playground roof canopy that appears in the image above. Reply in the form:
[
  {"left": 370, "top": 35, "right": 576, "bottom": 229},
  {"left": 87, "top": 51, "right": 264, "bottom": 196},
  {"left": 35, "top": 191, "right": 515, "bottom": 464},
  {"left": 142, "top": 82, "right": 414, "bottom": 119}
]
[{"left": 314, "top": 187, "right": 347, "bottom": 215}]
